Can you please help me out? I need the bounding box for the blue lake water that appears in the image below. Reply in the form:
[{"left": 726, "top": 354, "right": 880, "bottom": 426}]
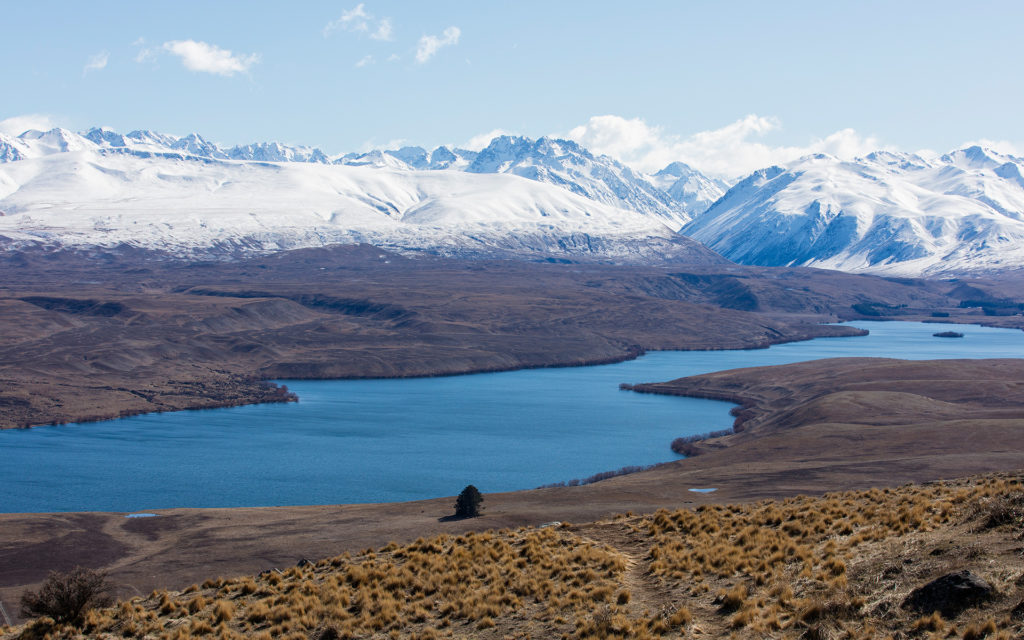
[{"left": 2, "top": 321, "right": 1023, "bottom": 513}]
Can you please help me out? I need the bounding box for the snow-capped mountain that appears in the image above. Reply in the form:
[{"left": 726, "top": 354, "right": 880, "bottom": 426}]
[
  {"left": 0, "top": 126, "right": 725, "bottom": 231},
  {"left": 228, "top": 142, "right": 329, "bottom": 164},
  {"left": 2, "top": 127, "right": 335, "bottom": 166},
  {"left": 463, "top": 136, "right": 695, "bottom": 229},
  {"left": 0, "top": 138, "right": 723, "bottom": 265},
  {"left": 682, "top": 147, "right": 1024, "bottom": 276},
  {"left": 338, "top": 145, "right": 478, "bottom": 170},
  {"left": 12, "top": 125, "right": 1024, "bottom": 276},
  {"left": 338, "top": 136, "right": 714, "bottom": 227},
  {"left": 649, "top": 161, "right": 728, "bottom": 220}
]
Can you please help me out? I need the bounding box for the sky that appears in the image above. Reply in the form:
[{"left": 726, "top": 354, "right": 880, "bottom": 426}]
[{"left": 2, "top": 0, "right": 1022, "bottom": 178}]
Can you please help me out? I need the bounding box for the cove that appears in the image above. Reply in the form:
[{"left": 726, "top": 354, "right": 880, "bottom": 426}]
[{"left": 2, "top": 321, "right": 1023, "bottom": 513}]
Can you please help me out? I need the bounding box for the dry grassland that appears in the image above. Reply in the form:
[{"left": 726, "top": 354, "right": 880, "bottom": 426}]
[{"left": 4, "top": 473, "right": 1022, "bottom": 640}]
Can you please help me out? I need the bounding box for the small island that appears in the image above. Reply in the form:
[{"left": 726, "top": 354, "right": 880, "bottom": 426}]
[{"left": 933, "top": 331, "right": 965, "bottom": 338}]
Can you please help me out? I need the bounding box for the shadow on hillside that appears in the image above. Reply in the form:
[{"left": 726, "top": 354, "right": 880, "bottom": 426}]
[{"left": 437, "top": 514, "right": 477, "bottom": 523}]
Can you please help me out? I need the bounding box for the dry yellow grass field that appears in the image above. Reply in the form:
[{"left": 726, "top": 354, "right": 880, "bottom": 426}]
[{"left": 4, "top": 472, "right": 1021, "bottom": 640}]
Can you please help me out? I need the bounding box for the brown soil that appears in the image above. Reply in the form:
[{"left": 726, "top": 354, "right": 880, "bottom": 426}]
[{"left": 0, "top": 244, "right": 993, "bottom": 429}]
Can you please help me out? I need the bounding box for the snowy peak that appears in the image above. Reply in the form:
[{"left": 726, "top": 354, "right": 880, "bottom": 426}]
[
  {"left": 83, "top": 127, "right": 128, "bottom": 148},
  {"left": 0, "top": 125, "right": 725, "bottom": 230},
  {"left": 466, "top": 135, "right": 600, "bottom": 175},
  {"left": 653, "top": 161, "right": 699, "bottom": 179},
  {"left": 940, "top": 145, "right": 1013, "bottom": 170},
  {"left": 17, "top": 128, "right": 92, "bottom": 155},
  {"left": 329, "top": 134, "right": 713, "bottom": 228},
  {"left": 0, "top": 133, "right": 27, "bottom": 162},
  {"left": 861, "top": 150, "right": 931, "bottom": 173},
  {"left": 684, "top": 146, "right": 1024, "bottom": 276},
  {"left": 428, "top": 145, "right": 476, "bottom": 170},
  {"left": 650, "top": 161, "right": 728, "bottom": 217},
  {"left": 385, "top": 146, "right": 430, "bottom": 169},
  {"left": 460, "top": 134, "right": 697, "bottom": 229},
  {"left": 0, "top": 145, "right": 724, "bottom": 266},
  {"left": 171, "top": 133, "right": 227, "bottom": 158},
  {"left": 339, "top": 145, "right": 479, "bottom": 171},
  {"left": 0, "top": 126, "right": 337, "bottom": 167},
  {"left": 337, "top": 149, "right": 412, "bottom": 170},
  {"left": 125, "top": 130, "right": 180, "bottom": 148},
  {"left": 466, "top": 135, "right": 537, "bottom": 173},
  {"left": 227, "top": 141, "right": 329, "bottom": 164}
]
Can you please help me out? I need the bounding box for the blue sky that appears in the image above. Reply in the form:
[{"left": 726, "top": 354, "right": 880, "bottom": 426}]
[{"left": 2, "top": 1, "right": 1021, "bottom": 177}]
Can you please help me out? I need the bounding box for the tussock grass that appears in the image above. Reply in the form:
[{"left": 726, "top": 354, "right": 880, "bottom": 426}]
[{"left": 6, "top": 473, "right": 1024, "bottom": 639}]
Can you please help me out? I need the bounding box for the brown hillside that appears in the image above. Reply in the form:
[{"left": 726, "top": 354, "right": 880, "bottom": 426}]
[{"left": 3, "top": 473, "right": 1022, "bottom": 639}]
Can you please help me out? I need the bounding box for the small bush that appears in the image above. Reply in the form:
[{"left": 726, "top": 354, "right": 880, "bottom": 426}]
[
  {"left": 19, "top": 566, "right": 113, "bottom": 627},
  {"left": 979, "top": 492, "right": 1024, "bottom": 529}
]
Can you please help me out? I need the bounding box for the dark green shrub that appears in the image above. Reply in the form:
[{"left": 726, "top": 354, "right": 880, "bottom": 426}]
[{"left": 454, "top": 485, "right": 483, "bottom": 518}]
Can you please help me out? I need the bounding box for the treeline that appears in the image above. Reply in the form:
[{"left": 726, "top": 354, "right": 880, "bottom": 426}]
[
  {"left": 535, "top": 427, "right": 736, "bottom": 489},
  {"left": 670, "top": 428, "right": 733, "bottom": 456},
  {"left": 536, "top": 463, "right": 662, "bottom": 489}
]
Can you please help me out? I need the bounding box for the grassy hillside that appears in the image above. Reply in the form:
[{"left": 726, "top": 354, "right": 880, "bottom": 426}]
[{"left": 5, "top": 472, "right": 1022, "bottom": 640}]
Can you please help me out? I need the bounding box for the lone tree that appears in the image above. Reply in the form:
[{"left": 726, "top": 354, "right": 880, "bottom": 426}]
[
  {"left": 454, "top": 484, "right": 483, "bottom": 518},
  {"left": 20, "top": 566, "right": 113, "bottom": 627}
]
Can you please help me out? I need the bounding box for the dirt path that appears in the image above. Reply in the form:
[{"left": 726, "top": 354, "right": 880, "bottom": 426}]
[{"left": 577, "top": 519, "right": 671, "bottom": 613}]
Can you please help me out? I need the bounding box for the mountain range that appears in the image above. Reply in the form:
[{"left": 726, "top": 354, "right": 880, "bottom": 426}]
[
  {"left": 684, "top": 146, "right": 1024, "bottom": 276},
  {"left": 0, "top": 127, "right": 721, "bottom": 265},
  {"left": 0, "top": 127, "right": 722, "bottom": 226},
  {"left": 3, "top": 125, "right": 1024, "bottom": 276}
]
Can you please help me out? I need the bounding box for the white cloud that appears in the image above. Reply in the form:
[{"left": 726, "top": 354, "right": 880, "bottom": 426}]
[
  {"left": 0, "top": 114, "right": 58, "bottom": 136},
  {"left": 133, "top": 37, "right": 158, "bottom": 64},
  {"left": 324, "top": 4, "right": 393, "bottom": 41},
  {"left": 324, "top": 3, "right": 370, "bottom": 35},
  {"left": 355, "top": 54, "right": 374, "bottom": 68},
  {"left": 162, "top": 40, "right": 259, "bottom": 76},
  {"left": 371, "top": 18, "right": 393, "bottom": 41},
  {"left": 83, "top": 51, "right": 109, "bottom": 75},
  {"left": 135, "top": 46, "right": 156, "bottom": 63},
  {"left": 416, "top": 26, "right": 460, "bottom": 64},
  {"left": 463, "top": 128, "right": 514, "bottom": 151},
  {"left": 565, "top": 114, "right": 887, "bottom": 179}
]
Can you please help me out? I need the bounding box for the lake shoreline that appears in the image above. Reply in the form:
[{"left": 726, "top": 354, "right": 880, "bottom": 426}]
[
  {"left": 2, "top": 322, "right": 866, "bottom": 430},
  {"left": 4, "top": 319, "right": 1021, "bottom": 514},
  {"left": 3, "top": 354, "right": 1024, "bottom": 619}
]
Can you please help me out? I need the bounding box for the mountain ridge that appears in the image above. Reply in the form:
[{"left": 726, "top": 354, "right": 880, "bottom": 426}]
[
  {"left": 683, "top": 145, "right": 1024, "bottom": 276},
  {"left": 6, "top": 125, "right": 1024, "bottom": 275},
  {"left": 0, "top": 126, "right": 723, "bottom": 226},
  {"left": 0, "top": 139, "right": 724, "bottom": 265}
]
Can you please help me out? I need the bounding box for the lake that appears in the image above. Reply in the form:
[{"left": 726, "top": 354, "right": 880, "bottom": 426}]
[{"left": 2, "top": 321, "right": 1022, "bottom": 513}]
